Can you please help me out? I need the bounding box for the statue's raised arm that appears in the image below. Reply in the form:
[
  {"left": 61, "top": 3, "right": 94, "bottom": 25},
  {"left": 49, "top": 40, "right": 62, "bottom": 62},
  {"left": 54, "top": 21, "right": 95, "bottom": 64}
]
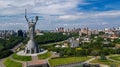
[{"left": 25, "top": 9, "right": 29, "bottom": 22}]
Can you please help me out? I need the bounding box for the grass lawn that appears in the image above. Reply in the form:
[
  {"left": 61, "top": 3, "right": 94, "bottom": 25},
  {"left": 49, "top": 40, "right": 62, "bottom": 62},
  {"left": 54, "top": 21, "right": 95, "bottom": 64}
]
[
  {"left": 12, "top": 53, "right": 32, "bottom": 61},
  {"left": 49, "top": 56, "right": 91, "bottom": 67},
  {"left": 109, "top": 55, "right": 120, "bottom": 61},
  {"left": 38, "top": 52, "right": 51, "bottom": 59},
  {"left": 90, "top": 58, "right": 120, "bottom": 66},
  {"left": 4, "top": 58, "right": 22, "bottom": 67}
]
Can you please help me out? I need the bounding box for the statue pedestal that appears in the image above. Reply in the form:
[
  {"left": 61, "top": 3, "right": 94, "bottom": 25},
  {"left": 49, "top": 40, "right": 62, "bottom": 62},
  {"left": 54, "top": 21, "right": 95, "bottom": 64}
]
[
  {"left": 17, "top": 50, "right": 48, "bottom": 56},
  {"left": 25, "top": 40, "right": 39, "bottom": 54}
]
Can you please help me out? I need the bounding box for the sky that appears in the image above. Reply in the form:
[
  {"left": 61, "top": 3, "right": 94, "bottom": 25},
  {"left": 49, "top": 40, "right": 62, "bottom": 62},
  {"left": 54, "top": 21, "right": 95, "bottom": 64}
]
[{"left": 0, "top": 0, "right": 120, "bottom": 30}]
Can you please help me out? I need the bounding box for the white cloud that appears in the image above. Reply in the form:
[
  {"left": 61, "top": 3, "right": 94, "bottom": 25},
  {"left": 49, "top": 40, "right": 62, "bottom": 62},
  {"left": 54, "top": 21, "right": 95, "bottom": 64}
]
[
  {"left": 0, "top": 0, "right": 83, "bottom": 15},
  {"left": 59, "top": 10, "right": 120, "bottom": 20},
  {"left": 94, "top": 10, "right": 120, "bottom": 17},
  {"left": 31, "top": 0, "right": 81, "bottom": 15},
  {"left": 59, "top": 15, "right": 80, "bottom": 20}
]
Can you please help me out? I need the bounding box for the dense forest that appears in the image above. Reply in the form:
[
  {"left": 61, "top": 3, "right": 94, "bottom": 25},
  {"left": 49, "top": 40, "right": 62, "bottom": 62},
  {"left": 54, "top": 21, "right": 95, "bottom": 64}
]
[
  {"left": 35, "top": 32, "right": 78, "bottom": 44},
  {"left": 0, "top": 36, "right": 23, "bottom": 59}
]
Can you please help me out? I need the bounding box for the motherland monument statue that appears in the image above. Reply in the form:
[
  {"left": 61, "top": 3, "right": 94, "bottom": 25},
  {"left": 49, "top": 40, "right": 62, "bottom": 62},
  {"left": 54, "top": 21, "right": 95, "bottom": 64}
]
[{"left": 24, "top": 9, "right": 39, "bottom": 54}]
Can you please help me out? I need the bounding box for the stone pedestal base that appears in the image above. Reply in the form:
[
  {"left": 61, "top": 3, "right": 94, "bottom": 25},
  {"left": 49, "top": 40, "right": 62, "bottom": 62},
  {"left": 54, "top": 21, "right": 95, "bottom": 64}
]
[
  {"left": 25, "top": 40, "right": 39, "bottom": 54},
  {"left": 17, "top": 50, "right": 48, "bottom": 56}
]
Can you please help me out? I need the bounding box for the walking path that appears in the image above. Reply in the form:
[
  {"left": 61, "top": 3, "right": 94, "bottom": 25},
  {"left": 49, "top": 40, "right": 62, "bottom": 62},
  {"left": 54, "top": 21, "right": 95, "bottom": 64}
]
[
  {"left": 32, "top": 56, "right": 38, "bottom": 61},
  {"left": 107, "top": 56, "right": 120, "bottom": 63},
  {"left": 84, "top": 57, "right": 96, "bottom": 63},
  {"left": 88, "top": 56, "right": 109, "bottom": 67},
  {"left": 100, "top": 64, "right": 109, "bottom": 67},
  {"left": 0, "top": 59, "right": 5, "bottom": 67}
]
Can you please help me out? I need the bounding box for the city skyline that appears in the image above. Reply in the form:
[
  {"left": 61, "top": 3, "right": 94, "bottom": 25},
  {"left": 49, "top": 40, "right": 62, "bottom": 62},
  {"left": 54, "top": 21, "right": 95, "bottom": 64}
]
[{"left": 0, "top": 0, "right": 120, "bottom": 30}]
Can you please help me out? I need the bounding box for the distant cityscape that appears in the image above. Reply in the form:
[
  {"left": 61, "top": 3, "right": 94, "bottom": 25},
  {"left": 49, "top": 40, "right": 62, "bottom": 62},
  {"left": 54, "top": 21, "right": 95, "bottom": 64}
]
[{"left": 1, "top": 27, "right": 120, "bottom": 39}]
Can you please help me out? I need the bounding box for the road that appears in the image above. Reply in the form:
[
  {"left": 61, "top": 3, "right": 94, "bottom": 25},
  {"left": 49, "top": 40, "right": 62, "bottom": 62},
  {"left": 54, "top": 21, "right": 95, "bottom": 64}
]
[
  {"left": 0, "top": 59, "right": 5, "bottom": 67},
  {"left": 10, "top": 42, "right": 23, "bottom": 52}
]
